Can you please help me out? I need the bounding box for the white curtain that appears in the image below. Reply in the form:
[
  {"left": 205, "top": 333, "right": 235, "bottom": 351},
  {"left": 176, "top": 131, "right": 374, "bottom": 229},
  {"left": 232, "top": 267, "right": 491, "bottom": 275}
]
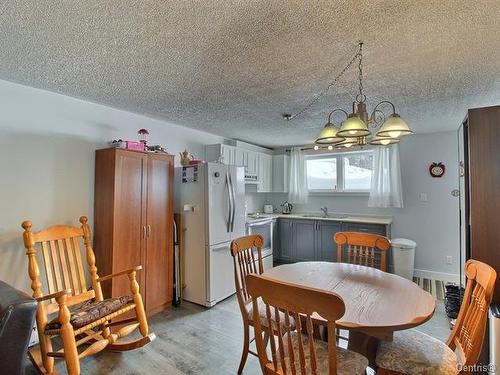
[
  {"left": 368, "top": 144, "right": 403, "bottom": 208},
  {"left": 288, "top": 147, "right": 308, "bottom": 204}
]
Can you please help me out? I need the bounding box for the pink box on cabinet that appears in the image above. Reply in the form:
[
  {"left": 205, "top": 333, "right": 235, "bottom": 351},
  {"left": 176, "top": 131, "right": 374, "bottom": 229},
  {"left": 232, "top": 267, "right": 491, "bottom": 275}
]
[{"left": 125, "top": 141, "right": 145, "bottom": 151}]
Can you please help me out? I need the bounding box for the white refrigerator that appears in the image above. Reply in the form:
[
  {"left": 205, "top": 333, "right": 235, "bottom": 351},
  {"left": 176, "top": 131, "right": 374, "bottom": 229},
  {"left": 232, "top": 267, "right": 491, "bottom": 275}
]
[{"left": 175, "top": 162, "right": 245, "bottom": 307}]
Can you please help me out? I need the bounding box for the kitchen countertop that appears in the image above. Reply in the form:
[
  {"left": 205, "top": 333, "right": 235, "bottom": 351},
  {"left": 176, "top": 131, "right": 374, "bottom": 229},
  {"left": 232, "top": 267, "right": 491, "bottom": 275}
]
[{"left": 246, "top": 212, "right": 393, "bottom": 225}]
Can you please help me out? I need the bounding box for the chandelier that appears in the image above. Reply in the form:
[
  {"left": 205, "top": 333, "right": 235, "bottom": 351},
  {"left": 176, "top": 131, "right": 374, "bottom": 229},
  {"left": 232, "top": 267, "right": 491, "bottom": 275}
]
[{"left": 284, "top": 42, "right": 413, "bottom": 148}]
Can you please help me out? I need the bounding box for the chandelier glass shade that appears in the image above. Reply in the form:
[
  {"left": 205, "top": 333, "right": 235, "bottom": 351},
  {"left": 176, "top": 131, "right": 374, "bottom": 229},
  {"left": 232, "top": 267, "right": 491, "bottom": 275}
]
[
  {"left": 376, "top": 114, "right": 413, "bottom": 138},
  {"left": 336, "top": 114, "right": 370, "bottom": 138},
  {"left": 315, "top": 122, "right": 344, "bottom": 144}
]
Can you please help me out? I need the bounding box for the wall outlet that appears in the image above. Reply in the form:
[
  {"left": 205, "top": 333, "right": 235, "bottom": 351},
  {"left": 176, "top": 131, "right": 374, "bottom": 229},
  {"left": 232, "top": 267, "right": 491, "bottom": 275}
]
[
  {"left": 446, "top": 256, "right": 453, "bottom": 265},
  {"left": 419, "top": 193, "right": 428, "bottom": 202}
]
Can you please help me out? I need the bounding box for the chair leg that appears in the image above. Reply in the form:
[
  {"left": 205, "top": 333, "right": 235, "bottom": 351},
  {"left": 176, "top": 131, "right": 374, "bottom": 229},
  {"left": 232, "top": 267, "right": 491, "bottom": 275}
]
[
  {"left": 238, "top": 324, "right": 250, "bottom": 375},
  {"left": 57, "top": 297, "right": 80, "bottom": 375},
  {"left": 128, "top": 271, "right": 149, "bottom": 337},
  {"left": 39, "top": 330, "right": 54, "bottom": 373}
]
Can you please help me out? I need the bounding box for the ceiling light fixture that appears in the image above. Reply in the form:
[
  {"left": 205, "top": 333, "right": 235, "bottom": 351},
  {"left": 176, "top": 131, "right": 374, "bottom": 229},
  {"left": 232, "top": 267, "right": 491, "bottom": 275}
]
[{"left": 284, "top": 42, "right": 413, "bottom": 148}]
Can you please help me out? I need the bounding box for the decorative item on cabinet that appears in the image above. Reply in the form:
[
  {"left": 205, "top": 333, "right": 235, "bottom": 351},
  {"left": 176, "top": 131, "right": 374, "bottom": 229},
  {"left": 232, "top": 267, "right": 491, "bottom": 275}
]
[
  {"left": 179, "top": 149, "right": 194, "bottom": 166},
  {"left": 138, "top": 128, "right": 150, "bottom": 146},
  {"left": 94, "top": 148, "right": 174, "bottom": 316}
]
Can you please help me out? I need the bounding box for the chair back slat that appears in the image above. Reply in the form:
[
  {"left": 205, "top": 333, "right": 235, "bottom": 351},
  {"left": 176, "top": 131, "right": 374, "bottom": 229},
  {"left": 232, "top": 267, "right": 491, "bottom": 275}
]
[
  {"left": 447, "top": 259, "right": 496, "bottom": 367},
  {"left": 40, "top": 241, "right": 56, "bottom": 298},
  {"left": 72, "top": 236, "right": 88, "bottom": 293},
  {"left": 65, "top": 238, "right": 81, "bottom": 295},
  {"left": 57, "top": 239, "right": 72, "bottom": 291},
  {"left": 295, "top": 313, "right": 306, "bottom": 375},
  {"left": 335, "top": 232, "right": 390, "bottom": 271},
  {"left": 306, "top": 316, "right": 317, "bottom": 375},
  {"left": 230, "top": 235, "right": 264, "bottom": 308},
  {"left": 49, "top": 240, "right": 64, "bottom": 292},
  {"left": 246, "top": 274, "right": 345, "bottom": 375},
  {"left": 284, "top": 310, "right": 297, "bottom": 375}
]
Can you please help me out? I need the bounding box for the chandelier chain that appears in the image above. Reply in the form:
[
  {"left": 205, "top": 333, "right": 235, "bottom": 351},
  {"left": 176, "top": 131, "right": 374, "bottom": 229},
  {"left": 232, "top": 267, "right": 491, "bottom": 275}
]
[
  {"left": 357, "top": 42, "right": 366, "bottom": 103},
  {"left": 284, "top": 43, "right": 363, "bottom": 121}
]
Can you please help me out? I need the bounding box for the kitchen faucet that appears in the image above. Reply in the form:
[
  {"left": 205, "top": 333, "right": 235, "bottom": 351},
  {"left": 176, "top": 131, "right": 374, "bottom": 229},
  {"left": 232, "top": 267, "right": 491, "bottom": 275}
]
[{"left": 320, "top": 206, "right": 328, "bottom": 217}]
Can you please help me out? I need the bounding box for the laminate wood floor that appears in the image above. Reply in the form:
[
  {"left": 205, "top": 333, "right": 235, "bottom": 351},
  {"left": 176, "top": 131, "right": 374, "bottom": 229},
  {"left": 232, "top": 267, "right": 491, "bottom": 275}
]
[{"left": 26, "top": 296, "right": 450, "bottom": 375}]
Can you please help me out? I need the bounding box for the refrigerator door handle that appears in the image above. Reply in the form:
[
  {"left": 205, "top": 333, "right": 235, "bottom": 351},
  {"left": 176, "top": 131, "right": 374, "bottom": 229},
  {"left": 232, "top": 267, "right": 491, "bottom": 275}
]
[
  {"left": 225, "top": 172, "right": 232, "bottom": 233},
  {"left": 228, "top": 170, "right": 236, "bottom": 232}
]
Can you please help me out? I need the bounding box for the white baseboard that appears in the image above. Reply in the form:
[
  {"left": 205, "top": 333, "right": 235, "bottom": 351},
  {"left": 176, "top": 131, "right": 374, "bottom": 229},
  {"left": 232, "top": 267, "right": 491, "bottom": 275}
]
[{"left": 414, "top": 268, "right": 461, "bottom": 284}]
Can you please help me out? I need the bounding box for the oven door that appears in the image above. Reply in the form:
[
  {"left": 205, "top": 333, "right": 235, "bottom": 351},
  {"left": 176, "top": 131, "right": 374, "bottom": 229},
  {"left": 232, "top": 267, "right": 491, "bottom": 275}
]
[{"left": 246, "top": 219, "right": 273, "bottom": 256}]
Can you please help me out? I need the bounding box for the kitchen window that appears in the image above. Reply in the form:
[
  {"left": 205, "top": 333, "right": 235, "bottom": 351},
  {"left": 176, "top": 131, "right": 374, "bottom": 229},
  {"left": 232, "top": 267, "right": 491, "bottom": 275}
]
[{"left": 306, "top": 150, "right": 373, "bottom": 193}]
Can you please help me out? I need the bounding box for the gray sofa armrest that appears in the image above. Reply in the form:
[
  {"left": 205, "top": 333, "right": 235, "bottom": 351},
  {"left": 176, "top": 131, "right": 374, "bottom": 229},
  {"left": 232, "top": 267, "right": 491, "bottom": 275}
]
[{"left": 0, "top": 280, "right": 37, "bottom": 375}]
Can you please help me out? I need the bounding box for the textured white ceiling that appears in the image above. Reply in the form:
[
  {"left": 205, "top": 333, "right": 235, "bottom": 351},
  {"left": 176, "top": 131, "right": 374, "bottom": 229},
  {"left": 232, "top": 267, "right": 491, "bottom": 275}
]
[{"left": 1, "top": 1, "right": 500, "bottom": 147}]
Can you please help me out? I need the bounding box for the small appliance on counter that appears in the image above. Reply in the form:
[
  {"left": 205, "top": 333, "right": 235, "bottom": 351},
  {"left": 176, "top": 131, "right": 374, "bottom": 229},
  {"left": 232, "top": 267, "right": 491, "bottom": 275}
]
[
  {"left": 281, "top": 201, "right": 293, "bottom": 214},
  {"left": 263, "top": 204, "right": 274, "bottom": 214}
]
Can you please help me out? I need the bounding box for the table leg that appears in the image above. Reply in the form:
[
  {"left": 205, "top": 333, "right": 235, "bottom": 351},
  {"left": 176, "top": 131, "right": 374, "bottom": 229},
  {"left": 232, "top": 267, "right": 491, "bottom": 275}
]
[{"left": 348, "top": 331, "right": 380, "bottom": 369}]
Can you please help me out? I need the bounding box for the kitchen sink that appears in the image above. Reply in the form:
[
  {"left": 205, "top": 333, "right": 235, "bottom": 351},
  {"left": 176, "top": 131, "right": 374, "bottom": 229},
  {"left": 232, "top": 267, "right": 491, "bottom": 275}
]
[{"left": 300, "top": 213, "right": 349, "bottom": 219}]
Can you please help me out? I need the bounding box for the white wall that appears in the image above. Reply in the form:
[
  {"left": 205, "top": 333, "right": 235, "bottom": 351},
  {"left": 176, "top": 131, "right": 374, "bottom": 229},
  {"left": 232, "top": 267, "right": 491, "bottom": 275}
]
[
  {"left": 0, "top": 79, "right": 225, "bottom": 292},
  {"left": 263, "top": 131, "right": 461, "bottom": 280}
]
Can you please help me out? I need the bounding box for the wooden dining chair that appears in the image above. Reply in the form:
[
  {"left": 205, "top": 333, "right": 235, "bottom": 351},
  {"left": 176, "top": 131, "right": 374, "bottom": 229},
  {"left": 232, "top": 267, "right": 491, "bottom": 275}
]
[
  {"left": 245, "top": 273, "right": 368, "bottom": 375},
  {"left": 334, "top": 232, "right": 391, "bottom": 272},
  {"left": 376, "top": 259, "right": 497, "bottom": 374},
  {"left": 22, "top": 216, "right": 155, "bottom": 375},
  {"left": 231, "top": 234, "right": 295, "bottom": 374}
]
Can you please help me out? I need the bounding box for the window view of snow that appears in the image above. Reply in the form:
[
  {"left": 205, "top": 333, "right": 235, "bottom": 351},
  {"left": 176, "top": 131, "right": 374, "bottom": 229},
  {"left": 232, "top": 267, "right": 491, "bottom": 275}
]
[
  {"left": 343, "top": 153, "right": 373, "bottom": 190},
  {"left": 307, "top": 158, "right": 337, "bottom": 190},
  {"left": 306, "top": 151, "right": 373, "bottom": 191}
]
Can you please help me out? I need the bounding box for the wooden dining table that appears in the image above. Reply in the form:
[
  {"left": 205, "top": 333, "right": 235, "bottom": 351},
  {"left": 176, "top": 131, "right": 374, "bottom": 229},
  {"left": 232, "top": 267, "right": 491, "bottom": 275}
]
[{"left": 263, "top": 262, "right": 436, "bottom": 366}]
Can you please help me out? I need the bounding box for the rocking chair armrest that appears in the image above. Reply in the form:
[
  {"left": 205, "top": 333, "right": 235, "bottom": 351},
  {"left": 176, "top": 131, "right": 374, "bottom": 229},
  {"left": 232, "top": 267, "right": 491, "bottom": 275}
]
[
  {"left": 36, "top": 289, "right": 72, "bottom": 302},
  {"left": 97, "top": 265, "right": 143, "bottom": 283}
]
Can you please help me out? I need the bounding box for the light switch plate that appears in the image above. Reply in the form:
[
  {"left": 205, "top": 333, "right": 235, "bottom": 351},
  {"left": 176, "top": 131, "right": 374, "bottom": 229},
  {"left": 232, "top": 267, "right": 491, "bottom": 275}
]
[{"left": 419, "top": 193, "right": 428, "bottom": 202}]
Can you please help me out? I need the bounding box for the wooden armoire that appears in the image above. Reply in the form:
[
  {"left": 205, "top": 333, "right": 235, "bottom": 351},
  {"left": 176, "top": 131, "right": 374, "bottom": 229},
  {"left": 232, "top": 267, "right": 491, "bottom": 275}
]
[
  {"left": 93, "top": 148, "right": 174, "bottom": 316},
  {"left": 459, "top": 105, "right": 500, "bottom": 369},
  {"left": 460, "top": 105, "right": 500, "bottom": 302}
]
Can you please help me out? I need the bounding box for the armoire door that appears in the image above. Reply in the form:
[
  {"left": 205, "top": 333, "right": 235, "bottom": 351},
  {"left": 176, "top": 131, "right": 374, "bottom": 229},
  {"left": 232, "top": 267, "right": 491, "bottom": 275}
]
[
  {"left": 145, "top": 154, "right": 174, "bottom": 314},
  {"left": 112, "top": 150, "right": 147, "bottom": 299}
]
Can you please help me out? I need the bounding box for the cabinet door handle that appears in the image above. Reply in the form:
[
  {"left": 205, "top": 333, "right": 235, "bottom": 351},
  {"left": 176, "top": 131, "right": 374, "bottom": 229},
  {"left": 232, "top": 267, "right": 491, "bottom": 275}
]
[
  {"left": 147, "top": 225, "right": 151, "bottom": 237},
  {"left": 142, "top": 226, "right": 147, "bottom": 239}
]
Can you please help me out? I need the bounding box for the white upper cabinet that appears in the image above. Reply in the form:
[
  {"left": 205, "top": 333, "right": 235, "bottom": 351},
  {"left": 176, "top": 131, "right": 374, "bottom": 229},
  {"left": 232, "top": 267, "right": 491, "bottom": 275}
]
[
  {"left": 272, "top": 154, "right": 289, "bottom": 193},
  {"left": 246, "top": 151, "right": 259, "bottom": 175},
  {"left": 206, "top": 144, "right": 237, "bottom": 165},
  {"left": 206, "top": 144, "right": 275, "bottom": 192},
  {"left": 257, "top": 153, "right": 273, "bottom": 192},
  {"left": 234, "top": 148, "right": 246, "bottom": 169}
]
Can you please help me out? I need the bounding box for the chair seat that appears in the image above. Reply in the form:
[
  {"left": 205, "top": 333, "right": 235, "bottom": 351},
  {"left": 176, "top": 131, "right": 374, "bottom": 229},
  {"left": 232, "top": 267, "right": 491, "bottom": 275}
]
[
  {"left": 376, "top": 329, "right": 458, "bottom": 375},
  {"left": 248, "top": 297, "right": 296, "bottom": 332},
  {"left": 277, "top": 331, "right": 368, "bottom": 375},
  {"left": 46, "top": 296, "right": 133, "bottom": 331}
]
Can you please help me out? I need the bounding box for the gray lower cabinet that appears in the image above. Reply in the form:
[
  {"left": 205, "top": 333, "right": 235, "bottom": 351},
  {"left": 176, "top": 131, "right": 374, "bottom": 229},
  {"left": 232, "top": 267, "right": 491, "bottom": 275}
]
[
  {"left": 316, "top": 221, "right": 342, "bottom": 262},
  {"left": 278, "top": 219, "right": 294, "bottom": 261},
  {"left": 293, "top": 220, "right": 316, "bottom": 261},
  {"left": 276, "top": 218, "right": 390, "bottom": 263}
]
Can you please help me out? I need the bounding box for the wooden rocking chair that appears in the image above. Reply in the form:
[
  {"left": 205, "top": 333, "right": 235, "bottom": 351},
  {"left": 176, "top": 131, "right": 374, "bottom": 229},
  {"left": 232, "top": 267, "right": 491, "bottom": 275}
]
[{"left": 22, "top": 216, "right": 155, "bottom": 375}]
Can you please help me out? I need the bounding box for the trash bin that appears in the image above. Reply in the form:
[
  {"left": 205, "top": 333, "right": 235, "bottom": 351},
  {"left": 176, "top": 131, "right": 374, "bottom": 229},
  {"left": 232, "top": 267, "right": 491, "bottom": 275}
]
[{"left": 391, "top": 238, "right": 416, "bottom": 280}]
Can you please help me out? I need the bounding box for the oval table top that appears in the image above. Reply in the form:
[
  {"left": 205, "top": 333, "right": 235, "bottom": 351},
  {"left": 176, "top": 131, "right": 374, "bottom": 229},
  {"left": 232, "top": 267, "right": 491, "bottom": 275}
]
[{"left": 264, "top": 262, "right": 436, "bottom": 338}]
